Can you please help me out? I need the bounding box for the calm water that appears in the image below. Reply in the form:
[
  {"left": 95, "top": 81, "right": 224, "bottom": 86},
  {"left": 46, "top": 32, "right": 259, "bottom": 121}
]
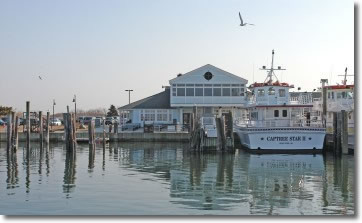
[{"left": 0, "top": 142, "right": 354, "bottom": 215}]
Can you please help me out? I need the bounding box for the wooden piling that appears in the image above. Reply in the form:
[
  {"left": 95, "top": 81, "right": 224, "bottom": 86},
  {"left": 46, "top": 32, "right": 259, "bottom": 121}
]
[
  {"left": 11, "top": 112, "right": 15, "bottom": 147},
  {"left": 6, "top": 112, "right": 12, "bottom": 152},
  {"left": 341, "top": 110, "right": 348, "bottom": 154},
  {"left": 26, "top": 101, "right": 30, "bottom": 149},
  {"left": 71, "top": 113, "right": 77, "bottom": 150},
  {"left": 14, "top": 116, "right": 19, "bottom": 151},
  {"left": 39, "top": 111, "right": 43, "bottom": 148},
  {"left": 114, "top": 122, "right": 118, "bottom": 134},
  {"left": 46, "top": 112, "right": 50, "bottom": 145},
  {"left": 63, "top": 113, "right": 69, "bottom": 150},
  {"left": 102, "top": 119, "right": 106, "bottom": 148},
  {"left": 88, "top": 120, "right": 95, "bottom": 150}
]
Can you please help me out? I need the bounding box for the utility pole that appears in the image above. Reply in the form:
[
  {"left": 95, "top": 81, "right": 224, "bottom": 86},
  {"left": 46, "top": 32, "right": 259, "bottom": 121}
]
[{"left": 125, "top": 89, "right": 133, "bottom": 104}]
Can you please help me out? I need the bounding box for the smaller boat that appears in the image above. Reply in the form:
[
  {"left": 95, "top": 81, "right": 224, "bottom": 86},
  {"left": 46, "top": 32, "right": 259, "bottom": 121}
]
[{"left": 200, "top": 116, "right": 217, "bottom": 138}]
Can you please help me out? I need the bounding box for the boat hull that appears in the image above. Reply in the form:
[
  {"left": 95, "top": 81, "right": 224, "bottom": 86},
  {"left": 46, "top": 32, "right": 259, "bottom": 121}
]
[{"left": 235, "top": 127, "right": 326, "bottom": 153}]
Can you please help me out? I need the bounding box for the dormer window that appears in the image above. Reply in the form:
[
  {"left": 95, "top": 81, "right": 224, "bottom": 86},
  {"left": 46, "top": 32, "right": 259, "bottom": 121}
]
[
  {"left": 268, "top": 87, "right": 275, "bottom": 95},
  {"left": 258, "top": 89, "right": 265, "bottom": 96}
]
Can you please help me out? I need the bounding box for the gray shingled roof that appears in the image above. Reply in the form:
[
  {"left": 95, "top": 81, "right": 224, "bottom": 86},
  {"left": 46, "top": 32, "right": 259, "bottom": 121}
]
[{"left": 118, "top": 88, "right": 171, "bottom": 110}]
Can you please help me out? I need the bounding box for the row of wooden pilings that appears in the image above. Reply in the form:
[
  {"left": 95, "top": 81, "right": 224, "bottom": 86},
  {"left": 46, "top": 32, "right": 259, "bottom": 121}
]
[{"left": 6, "top": 101, "right": 51, "bottom": 152}]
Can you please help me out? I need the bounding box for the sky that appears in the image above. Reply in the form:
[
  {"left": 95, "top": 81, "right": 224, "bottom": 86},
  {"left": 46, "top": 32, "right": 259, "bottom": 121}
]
[{"left": 0, "top": 0, "right": 355, "bottom": 113}]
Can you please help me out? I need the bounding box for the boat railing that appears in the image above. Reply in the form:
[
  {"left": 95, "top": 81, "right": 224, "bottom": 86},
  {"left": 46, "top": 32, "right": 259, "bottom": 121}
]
[{"left": 234, "top": 118, "right": 325, "bottom": 128}]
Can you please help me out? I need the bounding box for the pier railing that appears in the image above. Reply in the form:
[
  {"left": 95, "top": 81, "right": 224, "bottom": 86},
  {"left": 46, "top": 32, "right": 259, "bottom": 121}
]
[{"left": 234, "top": 118, "right": 325, "bottom": 128}]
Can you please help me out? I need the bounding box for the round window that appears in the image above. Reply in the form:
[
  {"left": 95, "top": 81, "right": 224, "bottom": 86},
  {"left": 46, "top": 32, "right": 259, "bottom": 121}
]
[{"left": 204, "top": 72, "right": 213, "bottom": 80}]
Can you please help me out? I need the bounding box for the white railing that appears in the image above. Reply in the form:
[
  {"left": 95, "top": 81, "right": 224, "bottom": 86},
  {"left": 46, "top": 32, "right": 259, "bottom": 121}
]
[{"left": 234, "top": 118, "right": 325, "bottom": 128}]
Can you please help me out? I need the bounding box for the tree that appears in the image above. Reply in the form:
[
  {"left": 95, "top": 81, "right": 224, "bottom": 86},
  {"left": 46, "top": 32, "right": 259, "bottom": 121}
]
[
  {"left": 106, "top": 105, "right": 118, "bottom": 117},
  {"left": 0, "top": 106, "right": 12, "bottom": 116}
]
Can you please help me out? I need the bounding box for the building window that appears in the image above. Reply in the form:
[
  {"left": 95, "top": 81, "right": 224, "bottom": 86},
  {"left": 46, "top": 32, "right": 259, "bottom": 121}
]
[
  {"left": 204, "top": 88, "right": 212, "bottom": 96},
  {"left": 213, "top": 88, "right": 221, "bottom": 96},
  {"left": 222, "top": 88, "right": 230, "bottom": 96},
  {"left": 258, "top": 89, "right": 265, "bottom": 96},
  {"left": 282, "top": 110, "right": 287, "bottom": 117},
  {"left": 195, "top": 88, "right": 203, "bottom": 96},
  {"left": 231, "top": 88, "right": 240, "bottom": 96},
  {"left": 331, "top": 92, "right": 334, "bottom": 99},
  {"left": 268, "top": 87, "right": 275, "bottom": 95},
  {"left": 156, "top": 110, "right": 168, "bottom": 121},
  {"left": 279, "top": 89, "right": 286, "bottom": 97},
  {"left": 274, "top": 110, "right": 279, "bottom": 117},
  {"left": 328, "top": 92, "right": 330, "bottom": 99},
  {"left": 177, "top": 88, "right": 185, "bottom": 96},
  {"left": 172, "top": 87, "right": 176, "bottom": 96},
  {"left": 186, "top": 88, "right": 194, "bottom": 96}
]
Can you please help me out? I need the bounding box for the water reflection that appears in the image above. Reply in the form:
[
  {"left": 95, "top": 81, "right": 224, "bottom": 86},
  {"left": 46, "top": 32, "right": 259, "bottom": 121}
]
[
  {"left": 63, "top": 151, "right": 76, "bottom": 197},
  {"left": 0, "top": 142, "right": 355, "bottom": 215}
]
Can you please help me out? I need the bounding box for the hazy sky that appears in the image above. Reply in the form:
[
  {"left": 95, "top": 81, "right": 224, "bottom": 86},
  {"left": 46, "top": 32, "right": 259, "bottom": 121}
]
[{"left": 0, "top": 0, "right": 354, "bottom": 113}]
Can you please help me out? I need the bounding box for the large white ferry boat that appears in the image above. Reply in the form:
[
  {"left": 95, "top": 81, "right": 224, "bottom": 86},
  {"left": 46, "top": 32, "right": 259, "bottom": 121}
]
[{"left": 234, "top": 50, "right": 326, "bottom": 153}]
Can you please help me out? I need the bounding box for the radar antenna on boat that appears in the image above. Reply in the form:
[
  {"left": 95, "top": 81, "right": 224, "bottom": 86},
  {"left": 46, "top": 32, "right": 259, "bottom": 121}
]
[
  {"left": 338, "top": 67, "right": 354, "bottom": 86},
  {"left": 260, "top": 50, "right": 286, "bottom": 85}
]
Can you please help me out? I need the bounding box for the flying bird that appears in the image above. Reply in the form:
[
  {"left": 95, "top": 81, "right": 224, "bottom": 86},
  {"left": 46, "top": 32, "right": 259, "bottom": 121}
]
[{"left": 239, "top": 12, "right": 254, "bottom": 26}]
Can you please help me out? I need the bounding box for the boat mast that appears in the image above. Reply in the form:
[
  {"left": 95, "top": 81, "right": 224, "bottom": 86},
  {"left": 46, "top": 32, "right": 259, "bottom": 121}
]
[{"left": 261, "top": 50, "right": 286, "bottom": 84}]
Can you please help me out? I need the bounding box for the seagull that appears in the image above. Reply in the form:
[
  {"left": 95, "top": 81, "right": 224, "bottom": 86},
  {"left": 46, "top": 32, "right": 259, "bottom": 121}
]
[
  {"left": 239, "top": 12, "right": 254, "bottom": 26},
  {"left": 38, "top": 75, "right": 43, "bottom": 80}
]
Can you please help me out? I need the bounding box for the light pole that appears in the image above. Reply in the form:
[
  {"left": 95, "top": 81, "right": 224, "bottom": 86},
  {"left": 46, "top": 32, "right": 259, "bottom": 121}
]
[
  {"left": 125, "top": 89, "right": 133, "bottom": 104},
  {"left": 72, "top": 94, "right": 77, "bottom": 121},
  {"left": 52, "top": 99, "right": 56, "bottom": 130}
]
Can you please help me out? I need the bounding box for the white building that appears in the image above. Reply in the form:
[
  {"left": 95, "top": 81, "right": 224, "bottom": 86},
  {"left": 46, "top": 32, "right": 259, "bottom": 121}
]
[{"left": 118, "top": 64, "right": 248, "bottom": 129}]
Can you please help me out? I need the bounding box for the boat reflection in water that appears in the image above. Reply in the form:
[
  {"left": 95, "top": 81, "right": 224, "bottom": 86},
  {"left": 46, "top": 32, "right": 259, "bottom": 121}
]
[{"left": 1, "top": 142, "right": 354, "bottom": 215}]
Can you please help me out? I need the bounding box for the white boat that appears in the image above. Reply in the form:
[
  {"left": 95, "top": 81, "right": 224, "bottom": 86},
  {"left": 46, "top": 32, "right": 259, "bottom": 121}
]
[
  {"left": 200, "top": 116, "right": 217, "bottom": 138},
  {"left": 234, "top": 50, "right": 326, "bottom": 153},
  {"left": 312, "top": 68, "right": 354, "bottom": 135}
]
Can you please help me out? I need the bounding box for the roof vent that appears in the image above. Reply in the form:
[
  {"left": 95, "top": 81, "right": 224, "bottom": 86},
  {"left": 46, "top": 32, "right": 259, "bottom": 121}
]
[{"left": 177, "top": 73, "right": 182, "bottom": 77}]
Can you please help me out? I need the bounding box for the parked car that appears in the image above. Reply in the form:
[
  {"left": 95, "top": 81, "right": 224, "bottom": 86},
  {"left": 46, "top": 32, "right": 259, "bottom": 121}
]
[
  {"left": 1, "top": 117, "right": 9, "bottom": 124},
  {"left": 83, "top": 116, "right": 95, "bottom": 125},
  {"left": 50, "top": 118, "right": 62, "bottom": 126},
  {"left": 105, "top": 117, "right": 113, "bottom": 125}
]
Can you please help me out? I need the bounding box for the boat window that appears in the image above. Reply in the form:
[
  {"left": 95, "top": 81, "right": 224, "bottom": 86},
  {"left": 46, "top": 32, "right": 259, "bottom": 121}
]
[
  {"left": 347, "top": 92, "right": 353, "bottom": 99},
  {"left": 204, "top": 88, "right": 212, "bottom": 96},
  {"left": 258, "top": 89, "right": 265, "bottom": 96},
  {"left": 337, "top": 92, "right": 342, "bottom": 99},
  {"left": 342, "top": 92, "right": 346, "bottom": 98},
  {"left": 232, "top": 88, "right": 240, "bottom": 96},
  {"left": 213, "top": 88, "right": 221, "bottom": 96},
  {"left": 268, "top": 87, "right": 275, "bottom": 95},
  {"left": 195, "top": 88, "right": 203, "bottom": 96},
  {"left": 274, "top": 110, "right": 279, "bottom": 117},
  {"left": 282, "top": 110, "right": 287, "bottom": 117},
  {"left": 186, "top": 88, "right": 194, "bottom": 96},
  {"left": 222, "top": 88, "right": 231, "bottom": 96},
  {"left": 279, "top": 89, "right": 286, "bottom": 97},
  {"left": 251, "top": 112, "right": 258, "bottom": 120},
  {"left": 177, "top": 88, "right": 185, "bottom": 96}
]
